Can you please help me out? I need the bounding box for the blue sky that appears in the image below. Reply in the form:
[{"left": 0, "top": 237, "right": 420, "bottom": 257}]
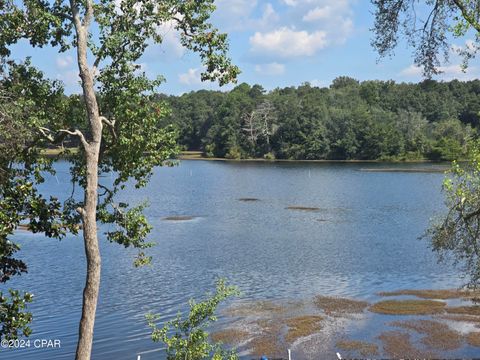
[{"left": 9, "top": 0, "right": 480, "bottom": 94}]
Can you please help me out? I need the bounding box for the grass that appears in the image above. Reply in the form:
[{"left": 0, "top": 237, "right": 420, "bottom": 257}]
[
  {"left": 285, "top": 315, "right": 323, "bottom": 343},
  {"left": 336, "top": 339, "right": 379, "bottom": 357},
  {"left": 378, "top": 288, "right": 479, "bottom": 300},
  {"left": 286, "top": 206, "right": 320, "bottom": 211},
  {"left": 446, "top": 305, "right": 480, "bottom": 316},
  {"left": 466, "top": 332, "right": 480, "bottom": 347},
  {"left": 369, "top": 299, "right": 446, "bottom": 315},
  {"left": 40, "top": 147, "right": 79, "bottom": 156},
  {"left": 391, "top": 319, "right": 463, "bottom": 351},
  {"left": 162, "top": 215, "right": 195, "bottom": 221},
  {"left": 377, "top": 331, "right": 437, "bottom": 358},
  {"left": 314, "top": 296, "right": 369, "bottom": 316}
]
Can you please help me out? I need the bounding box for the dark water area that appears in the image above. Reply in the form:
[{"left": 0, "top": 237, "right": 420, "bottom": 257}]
[{"left": 3, "top": 160, "right": 463, "bottom": 359}]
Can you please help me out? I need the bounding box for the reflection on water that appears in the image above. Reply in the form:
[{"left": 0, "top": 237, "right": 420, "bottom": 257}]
[{"left": 5, "top": 160, "right": 462, "bottom": 359}]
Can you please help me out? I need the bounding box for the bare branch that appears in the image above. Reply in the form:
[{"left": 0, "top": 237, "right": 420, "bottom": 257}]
[
  {"left": 58, "top": 129, "right": 89, "bottom": 149},
  {"left": 38, "top": 126, "right": 89, "bottom": 149},
  {"left": 82, "top": 0, "right": 94, "bottom": 29},
  {"left": 100, "top": 116, "right": 117, "bottom": 141}
]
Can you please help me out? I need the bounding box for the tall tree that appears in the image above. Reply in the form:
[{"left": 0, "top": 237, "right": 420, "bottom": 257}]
[{"left": 0, "top": 1, "right": 239, "bottom": 359}]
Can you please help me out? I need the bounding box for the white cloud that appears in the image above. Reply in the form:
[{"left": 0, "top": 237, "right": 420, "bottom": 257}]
[
  {"left": 56, "top": 55, "right": 74, "bottom": 69},
  {"left": 400, "top": 63, "right": 479, "bottom": 81},
  {"left": 213, "top": 1, "right": 279, "bottom": 31},
  {"left": 310, "top": 79, "right": 327, "bottom": 87},
  {"left": 400, "top": 64, "right": 422, "bottom": 77},
  {"left": 178, "top": 68, "right": 202, "bottom": 85},
  {"left": 250, "top": 27, "right": 328, "bottom": 58},
  {"left": 255, "top": 62, "right": 286, "bottom": 76},
  {"left": 154, "top": 20, "right": 185, "bottom": 60},
  {"left": 246, "top": 0, "right": 354, "bottom": 60}
]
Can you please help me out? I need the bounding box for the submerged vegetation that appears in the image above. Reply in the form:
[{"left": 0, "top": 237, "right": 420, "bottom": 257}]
[
  {"left": 212, "top": 288, "right": 480, "bottom": 358},
  {"left": 160, "top": 79, "right": 480, "bottom": 161},
  {"left": 335, "top": 340, "right": 379, "bottom": 357},
  {"left": 369, "top": 300, "right": 447, "bottom": 315},
  {"left": 314, "top": 296, "right": 369, "bottom": 316}
]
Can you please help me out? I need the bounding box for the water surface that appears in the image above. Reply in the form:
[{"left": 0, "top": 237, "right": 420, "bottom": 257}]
[{"left": 5, "top": 160, "right": 460, "bottom": 359}]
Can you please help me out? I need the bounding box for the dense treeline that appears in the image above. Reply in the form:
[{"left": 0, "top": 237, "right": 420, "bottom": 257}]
[{"left": 158, "top": 77, "right": 480, "bottom": 161}]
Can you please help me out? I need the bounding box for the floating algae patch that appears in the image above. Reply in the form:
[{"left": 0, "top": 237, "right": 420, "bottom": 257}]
[
  {"left": 238, "top": 198, "right": 260, "bottom": 202},
  {"left": 378, "top": 288, "right": 480, "bottom": 300},
  {"left": 446, "top": 305, "right": 480, "bottom": 316},
  {"left": 369, "top": 299, "right": 446, "bottom": 315},
  {"left": 249, "top": 334, "right": 285, "bottom": 358},
  {"left": 314, "top": 296, "right": 369, "bottom": 316},
  {"left": 466, "top": 332, "right": 480, "bottom": 347},
  {"left": 225, "top": 300, "right": 287, "bottom": 318},
  {"left": 377, "top": 331, "right": 438, "bottom": 358},
  {"left": 336, "top": 339, "right": 379, "bottom": 357},
  {"left": 285, "top": 315, "right": 324, "bottom": 343},
  {"left": 439, "top": 314, "right": 480, "bottom": 325},
  {"left": 162, "top": 215, "right": 196, "bottom": 221},
  {"left": 286, "top": 206, "right": 320, "bottom": 212},
  {"left": 210, "top": 328, "right": 250, "bottom": 345},
  {"left": 391, "top": 319, "right": 463, "bottom": 351}
]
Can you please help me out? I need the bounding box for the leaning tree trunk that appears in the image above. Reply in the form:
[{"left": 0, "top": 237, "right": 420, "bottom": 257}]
[{"left": 70, "top": 2, "right": 103, "bottom": 359}]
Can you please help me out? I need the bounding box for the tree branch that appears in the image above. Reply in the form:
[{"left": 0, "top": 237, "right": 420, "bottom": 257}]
[
  {"left": 82, "top": 0, "right": 94, "bottom": 29},
  {"left": 38, "top": 126, "right": 89, "bottom": 149},
  {"left": 58, "top": 129, "right": 89, "bottom": 149},
  {"left": 100, "top": 116, "right": 117, "bottom": 141},
  {"left": 452, "top": 0, "right": 480, "bottom": 34}
]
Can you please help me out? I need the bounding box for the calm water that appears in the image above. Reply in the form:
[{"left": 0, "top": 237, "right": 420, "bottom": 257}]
[{"left": 4, "top": 160, "right": 461, "bottom": 359}]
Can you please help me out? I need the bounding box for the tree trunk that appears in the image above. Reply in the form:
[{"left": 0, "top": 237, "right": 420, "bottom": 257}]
[
  {"left": 75, "top": 149, "right": 101, "bottom": 360},
  {"left": 70, "top": 2, "right": 103, "bottom": 359}
]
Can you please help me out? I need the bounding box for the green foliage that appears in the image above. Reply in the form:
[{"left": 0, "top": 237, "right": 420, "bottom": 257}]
[
  {"left": 0, "top": 0, "right": 240, "bottom": 347},
  {"left": 163, "top": 78, "right": 478, "bottom": 161},
  {"left": 426, "top": 140, "right": 480, "bottom": 288},
  {"left": 0, "top": 290, "right": 33, "bottom": 340},
  {"left": 146, "top": 279, "right": 239, "bottom": 360}
]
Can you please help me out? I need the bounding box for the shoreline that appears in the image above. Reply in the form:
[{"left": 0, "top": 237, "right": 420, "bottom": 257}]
[{"left": 40, "top": 148, "right": 454, "bottom": 164}]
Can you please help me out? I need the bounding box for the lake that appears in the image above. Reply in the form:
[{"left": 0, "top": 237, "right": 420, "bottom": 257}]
[{"left": 4, "top": 160, "right": 462, "bottom": 359}]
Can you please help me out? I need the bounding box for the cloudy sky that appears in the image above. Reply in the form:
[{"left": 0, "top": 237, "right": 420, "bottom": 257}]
[{"left": 9, "top": 0, "right": 480, "bottom": 94}]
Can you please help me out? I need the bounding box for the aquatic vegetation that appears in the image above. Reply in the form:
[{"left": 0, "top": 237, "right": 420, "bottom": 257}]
[
  {"left": 369, "top": 299, "right": 446, "bottom": 315},
  {"left": 238, "top": 198, "right": 260, "bottom": 202},
  {"left": 314, "top": 296, "right": 369, "bottom": 316},
  {"left": 249, "top": 335, "right": 285, "bottom": 358},
  {"left": 391, "top": 319, "right": 463, "bottom": 351},
  {"left": 336, "top": 339, "right": 379, "bottom": 357},
  {"left": 285, "top": 316, "right": 324, "bottom": 343},
  {"left": 285, "top": 206, "right": 320, "bottom": 211},
  {"left": 225, "top": 301, "right": 286, "bottom": 317},
  {"left": 466, "top": 332, "right": 480, "bottom": 347},
  {"left": 378, "top": 288, "right": 479, "bottom": 300},
  {"left": 210, "top": 328, "right": 250, "bottom": 345},
  {"left": 446, "top": 305, "right": 480, "bottom": 316},
  {"left": 162, "top": 216, "right": 196, "bottom": 221},
  {"left": 378, "top": 331, "right": 437, "bottom": 358},
  {"left": 439, "top": 314, "right": 480, "bottom": 325}
]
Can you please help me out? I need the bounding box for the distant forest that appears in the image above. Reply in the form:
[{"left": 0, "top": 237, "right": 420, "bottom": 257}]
[{"left": 156, "top": 77, "right": 480, "bottom": 161}]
